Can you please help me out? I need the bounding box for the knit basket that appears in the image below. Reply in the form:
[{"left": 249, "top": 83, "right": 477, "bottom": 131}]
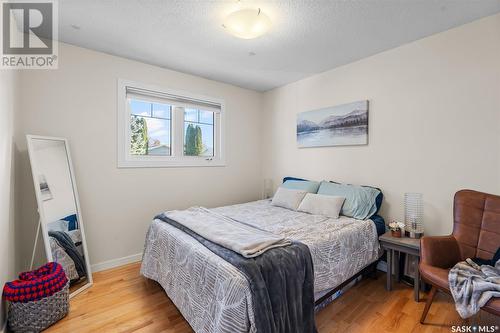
[{"left": 3, "top": 262, "right": 69, "bottom": 333}]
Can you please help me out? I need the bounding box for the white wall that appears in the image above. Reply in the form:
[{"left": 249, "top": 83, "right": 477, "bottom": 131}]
[
  {"left": 262, "top": 14, "right": 500, "bottom": 236},
  {"left": 0, "top": 71, "right": 18, "bottom": 329},
  {"left": 15, "top": 43, "right": 263, "bottom": 269}
]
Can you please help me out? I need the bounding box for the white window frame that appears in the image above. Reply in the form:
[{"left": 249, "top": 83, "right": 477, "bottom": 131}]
[{"left": 117, "top": 79, "right": 226, "bottom": 168}]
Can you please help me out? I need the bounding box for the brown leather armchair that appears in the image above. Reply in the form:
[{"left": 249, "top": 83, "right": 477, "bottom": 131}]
[{"left": 419, "top": 190, "right": 500, "bottom": 323}]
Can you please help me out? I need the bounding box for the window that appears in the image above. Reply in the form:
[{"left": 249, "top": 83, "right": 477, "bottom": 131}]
[
  {"left": 118, "top": 80, "right": 225, "bottom": 167},
  {"left": 129, "top": 99, "right": 171, "bottom": 156}
]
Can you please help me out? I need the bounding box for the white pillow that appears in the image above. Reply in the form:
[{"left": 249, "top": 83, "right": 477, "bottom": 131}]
[
  {"left": 271, "top": 187, "right": 308, "bottom": 211},
  {"left": 297, "top": 193, "right": 345, "bottom": 218}
]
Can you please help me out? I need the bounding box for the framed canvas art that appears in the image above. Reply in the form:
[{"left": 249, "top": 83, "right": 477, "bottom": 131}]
[{"left": 297, "top": 100, "right": 368, "bottom": 148}]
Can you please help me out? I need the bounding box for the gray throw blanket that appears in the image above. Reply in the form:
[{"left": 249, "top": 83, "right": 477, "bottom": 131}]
[
  {"left": 166, "top": 207, "right": 291, "bottom": 258},
  {"left": 449, "top": 258, "right": 500, "bottom": 318},
  {"left": 155, "top": 213, "right": 317, "bottom": 333}
]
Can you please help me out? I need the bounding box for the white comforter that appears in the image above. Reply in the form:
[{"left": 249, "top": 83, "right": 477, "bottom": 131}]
[{"left": 141, "top": 200, "right": 380, "bottom": 333}]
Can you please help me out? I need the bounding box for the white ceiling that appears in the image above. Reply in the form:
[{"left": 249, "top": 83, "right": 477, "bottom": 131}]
[{"left": 58, "top": 0, "right": 500, "bottom": 91}]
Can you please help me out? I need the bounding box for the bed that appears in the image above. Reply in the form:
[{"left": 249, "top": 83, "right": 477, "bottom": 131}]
[{"left": 141, "top": 197, "right": 383, "bottom": 333}]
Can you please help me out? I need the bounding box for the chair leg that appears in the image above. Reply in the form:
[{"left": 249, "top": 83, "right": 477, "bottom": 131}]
[{"left": 420, "top": 286, "right": 437, "bottom": 324}]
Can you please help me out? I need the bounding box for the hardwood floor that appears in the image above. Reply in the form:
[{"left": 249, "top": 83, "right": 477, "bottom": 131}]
[{"left": 46, "top": 262, "right": 499, "bottom": 333}]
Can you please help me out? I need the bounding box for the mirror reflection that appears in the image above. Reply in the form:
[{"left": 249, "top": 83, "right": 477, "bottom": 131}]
[{"left": 29, "top": 137, "right": 91, "bottom": 295}]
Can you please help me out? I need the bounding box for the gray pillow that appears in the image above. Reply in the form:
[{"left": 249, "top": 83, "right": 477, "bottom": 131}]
[
  {"left": 271, "top": 187, "right": 308, "bottom": 211},
  {"left": 297, "top": 193, "right": 345, "bottom": 218}
]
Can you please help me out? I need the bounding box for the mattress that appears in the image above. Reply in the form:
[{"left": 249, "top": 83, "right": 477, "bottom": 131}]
[{"left": 141, "top": 199, "right": 380, "bottom": 333}]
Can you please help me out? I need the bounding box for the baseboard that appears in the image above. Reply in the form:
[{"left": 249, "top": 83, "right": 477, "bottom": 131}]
[{"left": 91, "top": 253, "right": 142, "bottom": 272}]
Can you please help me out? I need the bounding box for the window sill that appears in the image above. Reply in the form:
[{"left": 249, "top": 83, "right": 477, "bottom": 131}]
[{"left": 117, "top": 159, "right": 226, "bottom": 168}]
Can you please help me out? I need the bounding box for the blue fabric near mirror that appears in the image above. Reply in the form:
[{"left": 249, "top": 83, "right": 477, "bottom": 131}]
[{"left": 62, "top": 214, "right": 78, "bottom": 231}]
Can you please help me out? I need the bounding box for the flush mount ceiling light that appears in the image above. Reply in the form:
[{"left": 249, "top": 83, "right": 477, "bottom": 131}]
[{"left": 222, "top": 8, "right": 271, "bottom": 39}]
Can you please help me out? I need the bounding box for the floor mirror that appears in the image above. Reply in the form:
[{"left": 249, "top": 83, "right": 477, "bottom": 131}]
[{"left": 27, "top": 135, "right": 92, "bottom": 297}]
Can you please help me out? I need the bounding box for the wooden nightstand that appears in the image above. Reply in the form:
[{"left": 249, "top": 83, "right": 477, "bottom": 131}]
[{"left": 379, "top": 231, "right": 421, "bottom": 301}]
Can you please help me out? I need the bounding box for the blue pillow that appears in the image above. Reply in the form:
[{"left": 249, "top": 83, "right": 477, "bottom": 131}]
[
  {"left": 329, "top": 181, "right": 384, "bottom": 215},
  {"left": 283, "top": 176, "right": 308, "bottom": 183},
  {"left": 317, "top": 181, "right": 381, "bottom": 220},
  {"left": 282, "top": 179, "right": 320, "bottom": 193}
]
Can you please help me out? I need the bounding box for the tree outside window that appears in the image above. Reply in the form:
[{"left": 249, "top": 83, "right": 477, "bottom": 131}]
[{"left": 130, "top": 116, "right": 148, "bottom": 155}]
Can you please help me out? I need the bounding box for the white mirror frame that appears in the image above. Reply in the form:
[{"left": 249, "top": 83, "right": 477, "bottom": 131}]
[{"left": 26, "top": 134, "right": 93, "bottom": 298}]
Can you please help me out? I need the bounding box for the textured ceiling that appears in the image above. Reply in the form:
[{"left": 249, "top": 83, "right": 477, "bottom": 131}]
[{"left": 58, "top": 0, "right": 500, "bottom": 91}]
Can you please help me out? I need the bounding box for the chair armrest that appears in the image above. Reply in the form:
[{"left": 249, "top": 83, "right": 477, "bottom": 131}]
[{"left": 420, "top": 235, "right": 460, "bottom": 269}]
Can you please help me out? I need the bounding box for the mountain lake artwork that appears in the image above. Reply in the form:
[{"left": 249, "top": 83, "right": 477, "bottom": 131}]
[{"left": 297, "top": 100, "right": 368, "bottom": 147}]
